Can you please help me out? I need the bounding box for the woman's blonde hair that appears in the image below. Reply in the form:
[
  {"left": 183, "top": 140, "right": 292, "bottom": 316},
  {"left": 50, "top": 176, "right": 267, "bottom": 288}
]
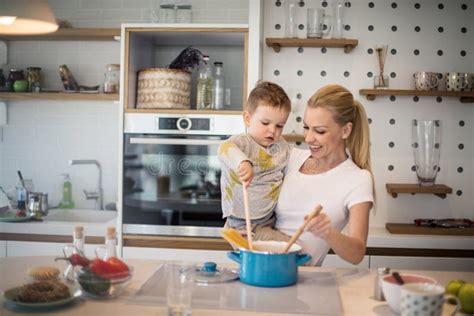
[{"left": 307, "top": 84, "right": 373, "bottom": 176}]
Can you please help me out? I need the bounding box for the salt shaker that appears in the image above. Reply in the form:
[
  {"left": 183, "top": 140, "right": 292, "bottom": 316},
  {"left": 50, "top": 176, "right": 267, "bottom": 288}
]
[{"left": 374, "top": 267, "right": 390, "bottom": 301}]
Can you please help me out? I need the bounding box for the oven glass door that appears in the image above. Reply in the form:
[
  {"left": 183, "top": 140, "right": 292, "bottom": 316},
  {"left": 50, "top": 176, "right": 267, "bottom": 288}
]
[{"left": 123, "top": 134, "right": 226, "bottom": 236}]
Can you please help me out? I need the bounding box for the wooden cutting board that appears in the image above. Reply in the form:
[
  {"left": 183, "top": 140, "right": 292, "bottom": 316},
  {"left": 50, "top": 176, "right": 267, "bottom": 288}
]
[{"left": 386, "top": 223, "right": 474, "bottom": 236}]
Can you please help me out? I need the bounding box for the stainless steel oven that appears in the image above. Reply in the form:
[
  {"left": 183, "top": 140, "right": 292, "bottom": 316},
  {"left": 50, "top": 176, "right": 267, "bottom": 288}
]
[{"left": 122, "top": 113, "right": 244, "bottom": 237}]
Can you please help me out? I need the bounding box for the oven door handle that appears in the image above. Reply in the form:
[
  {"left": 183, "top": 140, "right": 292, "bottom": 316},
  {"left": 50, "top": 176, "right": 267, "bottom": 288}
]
[{"left": 129, "top": 137, "right": 223, "bottom": 146}]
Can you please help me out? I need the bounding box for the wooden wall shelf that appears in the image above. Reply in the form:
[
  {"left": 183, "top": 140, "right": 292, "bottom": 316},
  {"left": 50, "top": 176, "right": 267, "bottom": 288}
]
[
  {"left": 265, "top": 38, "right": 358, "bottom": 53},
  {"left": 386, "top": 183, "right": 453, "bottom": 199},
  {"left": 360, "top": 89, "right": 474, "bottom": 103},
  {"left": 124, "top": 108, "right": 242, "bottom": 115},
  {"left": 283, "top": 134, "right": 305, "bottom": 142},
  {"left": 0, "top": 92, "right": 119, "bottom": 101},
  {"left": 0, "top": 28, "right": 121, "bottom": 41}
]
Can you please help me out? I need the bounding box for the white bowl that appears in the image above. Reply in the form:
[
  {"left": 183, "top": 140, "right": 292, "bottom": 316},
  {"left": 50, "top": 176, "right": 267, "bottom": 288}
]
[{"left": 381, "top": 273, "right": 438, "bottom": 314}]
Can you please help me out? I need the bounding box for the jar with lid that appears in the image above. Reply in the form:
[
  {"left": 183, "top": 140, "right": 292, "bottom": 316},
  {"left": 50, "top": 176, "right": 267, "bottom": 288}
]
[
  {"left": 159, "top": 4, "right": 176, "bottom": 23},
  {"left": 103, "top": 64, "right": 120, "bottom": 94},
  {"left": 176, "top": 4, "right": 192, "bottom": 23},
  {"left": 6, "top": 69, "right": 24, "bottom": 92},
  {"left": 26, "top": 67, "right": 41, "bottom": 92}
]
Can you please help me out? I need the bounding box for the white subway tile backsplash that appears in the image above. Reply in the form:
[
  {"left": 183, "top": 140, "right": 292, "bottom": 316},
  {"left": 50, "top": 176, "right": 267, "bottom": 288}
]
[
  {"left": 102, "top": 10, "right": 143, "bottom": 20},
  {"left": 79, "top": 0, "right": 122, "bottom": 10}
]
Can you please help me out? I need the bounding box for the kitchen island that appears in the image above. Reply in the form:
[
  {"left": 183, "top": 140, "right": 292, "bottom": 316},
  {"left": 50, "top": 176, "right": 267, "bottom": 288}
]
[{"left": 1, "top": 256, "right": 472, "bottom": 315}]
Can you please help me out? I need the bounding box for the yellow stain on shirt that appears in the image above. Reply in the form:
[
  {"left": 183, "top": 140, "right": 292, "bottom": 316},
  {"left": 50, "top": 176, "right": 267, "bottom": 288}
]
[
  {"left": 219, "top": 141, "right": 236, "bottom": 156},
  {"left": 229, "top": 170, "right": 241, "bottom": 185},
  {"left": 256, "top": 149, "right": 274, "bottom": 170},
  {"left": 224, "top": 185, "right": 233, "bottom": 201},
  {"left": 265, "top": 183, "right": 281, "bottom": 202}
]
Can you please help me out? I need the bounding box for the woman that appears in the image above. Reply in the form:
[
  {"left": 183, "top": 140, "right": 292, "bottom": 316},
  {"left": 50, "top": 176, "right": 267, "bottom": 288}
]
[{"left": 275, "top": 84, "right": 374, "bottom": 266}]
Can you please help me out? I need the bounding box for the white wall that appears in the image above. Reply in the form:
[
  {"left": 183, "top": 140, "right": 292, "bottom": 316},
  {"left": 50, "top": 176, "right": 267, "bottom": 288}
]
[
  {"left": 0, "top": 0, "right": 249, "bottom": 208},
  {"left": 262, "top": 0, "right": 474, "bottom": 227}
]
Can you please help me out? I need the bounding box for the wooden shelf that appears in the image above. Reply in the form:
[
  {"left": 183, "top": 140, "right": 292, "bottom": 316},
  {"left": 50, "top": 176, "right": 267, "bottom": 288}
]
[
  {"left": 386, "top": 183, "right": 453, "bottom": 199},
  {"left": 0, "top": 92, "right": 119, "bottom": 101},
  {"left": 0, "top": 28, "right": 120, "bottom": 41},
  {"left": 283, "top": 134, "right": 305, "bottom": 142},
  {"left": 360, "top": 89, "right": 474, "bottom": 103},
  {"left": 265, "top": 38, "right": 358, "bottom": 53},
  {"left": 124, "top": 108, "right": 242, "bottom": 115}
]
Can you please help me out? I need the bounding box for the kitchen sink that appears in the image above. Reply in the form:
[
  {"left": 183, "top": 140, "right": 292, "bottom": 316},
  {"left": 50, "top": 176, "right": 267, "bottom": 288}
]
[{"left": 44, "top": 209, "right": 117, "bottom": 223}]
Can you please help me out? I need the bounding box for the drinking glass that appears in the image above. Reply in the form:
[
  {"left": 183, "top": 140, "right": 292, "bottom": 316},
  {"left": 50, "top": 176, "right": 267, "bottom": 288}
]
[
  {"left": 307, "top": 8, "right": 330, "bottom": 38},
  {"left": 284, "top": 0, "right": 298, "bottom": 38},
  {"left": 412, "top": 120, "right": 442, "bottom": 186},
  {"left": 167, "top": 265, "right": 192, "bottom": 316}
]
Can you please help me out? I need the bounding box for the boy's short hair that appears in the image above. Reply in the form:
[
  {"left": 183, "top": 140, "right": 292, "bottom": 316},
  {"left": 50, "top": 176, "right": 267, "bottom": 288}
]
[{"left": 246, "top": 80, "right": 291, "bottom": 114}]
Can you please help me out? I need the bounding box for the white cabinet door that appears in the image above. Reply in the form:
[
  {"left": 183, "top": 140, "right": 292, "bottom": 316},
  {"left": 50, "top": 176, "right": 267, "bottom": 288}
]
[
  {"left": 370, "top": 256, "right": 474, "bottom": 272},
  {"left": 123, "top": 247, "right": 232, "bottom": 264},
  {"left": 6, "top": 241, "right": 98, "bottom": 257},
  {"left": 322, "top": 254, "right": 370, "bottom": 269},
  {"left": 0, "top": 240, "right": 6, "bottom": 258}
]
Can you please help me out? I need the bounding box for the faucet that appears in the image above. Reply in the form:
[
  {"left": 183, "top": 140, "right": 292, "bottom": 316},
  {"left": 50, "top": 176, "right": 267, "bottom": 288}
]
[{"left": 69, "top": 159, "right": 103, "bottom": 210}]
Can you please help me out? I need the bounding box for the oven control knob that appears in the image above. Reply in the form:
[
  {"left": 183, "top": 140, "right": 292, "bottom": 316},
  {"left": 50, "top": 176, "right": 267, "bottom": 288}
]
[{"left": 177, "top": 117, "right": 192, "bottom": 131}]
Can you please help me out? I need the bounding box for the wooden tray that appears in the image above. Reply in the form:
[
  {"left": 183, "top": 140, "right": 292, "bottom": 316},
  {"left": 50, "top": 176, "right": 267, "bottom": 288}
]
[{"left": 386, "top": 223, "right": 474, "bottom": 236}]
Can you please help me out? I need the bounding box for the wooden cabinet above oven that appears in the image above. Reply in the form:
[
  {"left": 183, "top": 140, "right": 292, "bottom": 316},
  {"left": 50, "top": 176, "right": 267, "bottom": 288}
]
[{"left": 121, "top": 24, "right": 257, "bottom": 115}]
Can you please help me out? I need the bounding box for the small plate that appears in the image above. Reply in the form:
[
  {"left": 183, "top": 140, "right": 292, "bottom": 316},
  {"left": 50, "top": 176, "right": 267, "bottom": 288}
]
[
  {"left": 2, "top": 284, "right": 81, "bottom": 309},
  {"left": 0, "top": 212, "right": 33, "bottom": 222}
]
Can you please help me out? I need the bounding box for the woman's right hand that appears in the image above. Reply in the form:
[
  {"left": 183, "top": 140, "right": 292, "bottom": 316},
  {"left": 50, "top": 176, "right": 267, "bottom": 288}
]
[
  {"left": 238, "top": 161, "right": 254, "bottom": 187},
  {"left": 305, "top": 211, "right": 333, "bottom": 241}
]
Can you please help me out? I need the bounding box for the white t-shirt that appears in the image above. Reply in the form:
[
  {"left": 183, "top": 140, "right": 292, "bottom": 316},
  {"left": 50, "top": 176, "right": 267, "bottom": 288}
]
[{"left": 275, "top": 148, "right": 374, "bottom": 266}]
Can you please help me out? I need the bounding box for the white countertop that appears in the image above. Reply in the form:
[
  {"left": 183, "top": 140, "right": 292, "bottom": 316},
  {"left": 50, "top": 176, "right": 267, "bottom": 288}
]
[
  {"left": 0, "top": 256, "right": 470, "bottom": 315},
  {"left": 367, "top": 227, "right": 474, "bottom": 250},
  {"left": 0, "top": 209, "right": 118, "bottom": 237}
]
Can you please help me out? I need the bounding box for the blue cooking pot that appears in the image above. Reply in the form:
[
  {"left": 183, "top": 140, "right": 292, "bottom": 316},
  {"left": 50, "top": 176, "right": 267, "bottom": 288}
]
[{"left": 227, "top": 241, "right": 311, "bottom": 287}]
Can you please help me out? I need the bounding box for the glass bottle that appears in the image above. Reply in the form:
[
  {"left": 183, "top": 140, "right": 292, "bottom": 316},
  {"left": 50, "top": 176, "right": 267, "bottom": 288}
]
[
  {"left": 16, "top": 181, "right": 27, "bottom": 211},
  {"left": 103, "top": 64, "right": 120, "bottom": 93},
  {"left": 212, "top": 62, "right": 225, "bottom": 110},
  {"left": 64, "top": 225, "right": 85, "bottom": 282},
  {"left": 196, "top": 56, "right": 213, "bottom": 110},
  {"left": 285, "top": 0, "right": 298, "bottom": 38},
  {"left": 95, "top": 226, "right": 117, "bottom": 259},
  {"left": 0, "top": 69, "right": 6, "bottom": 91}
]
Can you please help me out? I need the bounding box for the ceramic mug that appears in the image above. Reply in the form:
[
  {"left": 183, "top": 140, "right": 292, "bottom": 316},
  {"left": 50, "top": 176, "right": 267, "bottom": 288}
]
[
  {"left": 414, "top": 71, "right": 439, "bottom": 91},
  {"left": 400, "top": 283, "right": 460, "bottom": 316},
  {"left": 460, "top": 72, "right": 473, "bottom": 91},
  {"left": 445, "top": 72, "right": 467, "bottom": 92}
]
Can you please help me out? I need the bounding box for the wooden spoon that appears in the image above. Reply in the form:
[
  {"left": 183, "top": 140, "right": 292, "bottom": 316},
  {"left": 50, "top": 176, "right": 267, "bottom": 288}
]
[
  {"left": 242, "top": 185, "right": 254, "bottom": 251},
  {"left": 283, "top": 204, "right": 323, "bottom": 253}
]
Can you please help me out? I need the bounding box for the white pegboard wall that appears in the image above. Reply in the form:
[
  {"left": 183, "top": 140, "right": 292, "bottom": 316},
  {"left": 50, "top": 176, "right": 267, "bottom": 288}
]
[{"left": 262, "top": 0, "right": 474, "bottom": 226}]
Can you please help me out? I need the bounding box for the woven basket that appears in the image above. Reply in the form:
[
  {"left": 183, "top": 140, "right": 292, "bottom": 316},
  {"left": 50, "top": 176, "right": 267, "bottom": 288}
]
[{"left": 136, "top": 68, "right": 191, "bottom": 109}]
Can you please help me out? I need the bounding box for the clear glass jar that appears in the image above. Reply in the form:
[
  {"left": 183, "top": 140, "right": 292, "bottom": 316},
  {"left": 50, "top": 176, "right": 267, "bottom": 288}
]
[
  {"left": 176, "top": 4, "right": 192, "bottom": 23},
  {"left": 104, "top": 64, "right": 120, "bottom": 93},
  {"left": 196, "top": 56, "right": 213, "bottom": 110},
  {"left": 159, "top": 4, "right": 176, "bottom": 23},
  {"left": 26, "top": 67, "right": 41, "bottom": 92}
]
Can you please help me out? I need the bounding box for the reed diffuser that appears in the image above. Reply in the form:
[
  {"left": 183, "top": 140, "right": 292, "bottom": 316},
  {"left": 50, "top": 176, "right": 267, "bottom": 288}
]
[{"left": 374, "top": 45, "right": 388, "bottom": 89}]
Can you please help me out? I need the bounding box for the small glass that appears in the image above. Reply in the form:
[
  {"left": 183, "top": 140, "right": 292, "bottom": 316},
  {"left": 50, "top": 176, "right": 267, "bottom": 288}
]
[
  {"left": 176, "top": 5, "right": 192, "bottom": 23},
  {"left": 26, "top": 67, "right": 41, "bottom": 92},
  {"left": 412, "top": 120, "right": 442, "bottom": 186},
  {"left": 374, "top": 75, "right": 389, "bottom": 89},
  {"left": 167, "top": 265, "right": 192, "bottom": 316}
]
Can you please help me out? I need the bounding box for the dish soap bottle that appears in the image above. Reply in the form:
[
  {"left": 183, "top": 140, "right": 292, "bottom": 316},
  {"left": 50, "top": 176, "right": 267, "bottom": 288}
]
[{"left": 58, "top": 173, "right": 75, "bottom": 209}]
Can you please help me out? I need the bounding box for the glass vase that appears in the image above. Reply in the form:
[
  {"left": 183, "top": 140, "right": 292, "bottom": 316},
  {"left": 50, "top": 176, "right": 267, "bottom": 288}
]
[
  {"left": 374, "top": 74, "right": 389, "bottom": 89},
  {"left": 412, "top": 120, "right": 442, "bottom": 186}
]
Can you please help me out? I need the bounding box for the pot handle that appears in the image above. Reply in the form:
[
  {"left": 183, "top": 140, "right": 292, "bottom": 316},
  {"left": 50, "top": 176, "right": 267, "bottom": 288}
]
[
  {"left": 227, "top": 251, "right": 241, "bottom": 263},
  {"left": 296, "top": 254, "right": 311, "bottom": 266}
]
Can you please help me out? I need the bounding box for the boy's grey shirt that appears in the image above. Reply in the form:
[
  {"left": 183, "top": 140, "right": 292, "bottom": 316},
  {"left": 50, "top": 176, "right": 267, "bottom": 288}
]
[{"left": 218, "top": 133, "right": 292, "bottom": 221}]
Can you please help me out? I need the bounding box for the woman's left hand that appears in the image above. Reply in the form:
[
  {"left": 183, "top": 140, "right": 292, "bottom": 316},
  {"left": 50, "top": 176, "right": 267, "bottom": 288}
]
[{"left": 305, "top": 212, "right": 332, "bottom": 240}]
